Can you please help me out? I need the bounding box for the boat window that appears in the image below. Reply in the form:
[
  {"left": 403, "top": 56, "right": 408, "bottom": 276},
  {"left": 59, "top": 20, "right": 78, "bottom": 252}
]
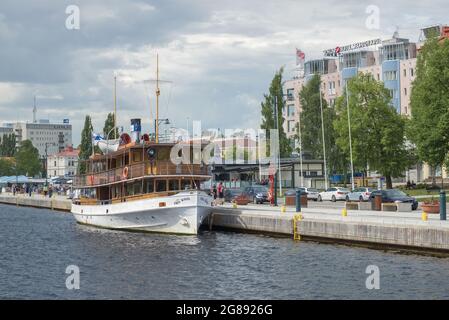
[
  {"left": 157, "top": 147, "right": 170, "bottom": 160},
  {"left": 132, "top": 150, "right": 142, "bottom": 163},
  {"left": 169, "top": 179, "right": 180, "bottom": 191},
  {"left": 124, "top": 154, "right": 130, "bottom": 165},
  {"left": 133, "top": 181, "right": 142, "bottom": 195},
  {"left": 126, "top": 183, "right": 134, "bottom": 196},
  {"left": 144, "top": 179, "right": 154, "bottom": 193},
  {"left": 181, "top": 180, "right": 191, "bottom": 190},
  {"left": 156, "top": 180, "right": 167, "bottom": 192}
]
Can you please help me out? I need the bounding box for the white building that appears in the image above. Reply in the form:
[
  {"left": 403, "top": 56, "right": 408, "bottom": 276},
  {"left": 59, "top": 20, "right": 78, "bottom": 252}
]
[
  {"left": 0, "top": 127, "right": 13, "bottom": 141},
  {"left": 47, "top": 146, "right": 79, "bottom": 178},
  {"left": 4, "top": 120, "right": 72, "bottom": 158}
]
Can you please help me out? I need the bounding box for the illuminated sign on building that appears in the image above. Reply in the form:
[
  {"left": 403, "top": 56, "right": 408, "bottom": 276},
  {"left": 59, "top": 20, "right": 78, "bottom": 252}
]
[{"left": 323, "top": 38, "right": 381, "bottom": 57}]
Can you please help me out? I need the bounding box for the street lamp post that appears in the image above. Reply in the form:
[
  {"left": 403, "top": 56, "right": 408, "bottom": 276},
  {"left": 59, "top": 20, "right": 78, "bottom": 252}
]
[
  {"left": 319, "top": 81, "right": 329, "bottom": 190},
  {"left": 44, "top": 142, "right": 55, "bottom": 187},
  {"left": 345, "top": 83, "right": 355, "bottom": 190}
]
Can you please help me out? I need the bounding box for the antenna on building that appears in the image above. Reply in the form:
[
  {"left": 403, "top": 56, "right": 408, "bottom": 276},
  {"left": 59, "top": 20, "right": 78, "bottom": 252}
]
[
  {"left": 33, "top": 95, "right": 37, "bottom": 123},
  {"left": 393, "top": 26, "right": 400, "bottom": 39}
]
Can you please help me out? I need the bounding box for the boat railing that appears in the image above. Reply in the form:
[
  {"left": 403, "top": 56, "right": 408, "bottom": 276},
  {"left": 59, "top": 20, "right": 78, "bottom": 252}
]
[
  {"left": 73, "top": 189, "right": 200, "bottom": 205},
  {"left": 74, "top": 160, "right": 209, "bottom": 187}
]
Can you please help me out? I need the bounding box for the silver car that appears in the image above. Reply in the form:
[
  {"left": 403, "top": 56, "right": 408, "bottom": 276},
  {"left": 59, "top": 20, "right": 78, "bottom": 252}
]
[
  {"left": 318, "top": 187, "right": 350, "bottom": 202},
  {"left": 301, "top": 187, "right": 320, "bottom": 201},
  {"left": 346, "top": 187, "right": 375, "bottom": 202}
]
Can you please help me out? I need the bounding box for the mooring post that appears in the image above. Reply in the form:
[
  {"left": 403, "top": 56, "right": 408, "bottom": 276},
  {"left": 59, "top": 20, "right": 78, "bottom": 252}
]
[
  {"left": 440, "top": 190, "right": 446, "bottom": 221},
  {"left": 296, "top": 189, "right": 301, "bottom": 213}
]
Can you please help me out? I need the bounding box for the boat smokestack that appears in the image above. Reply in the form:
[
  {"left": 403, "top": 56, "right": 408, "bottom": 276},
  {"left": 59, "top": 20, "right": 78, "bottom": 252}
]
[{"left": 130, "top": 118, "right": 141, "bottom": 143}]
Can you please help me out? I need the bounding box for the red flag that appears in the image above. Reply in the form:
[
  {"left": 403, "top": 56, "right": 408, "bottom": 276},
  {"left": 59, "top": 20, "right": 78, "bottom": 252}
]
[{"left": 296, "top": 48, "right": 305, "bottom": 66}]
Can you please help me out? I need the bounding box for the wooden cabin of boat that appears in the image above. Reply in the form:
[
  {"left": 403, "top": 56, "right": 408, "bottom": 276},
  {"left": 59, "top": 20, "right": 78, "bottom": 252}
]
[{"left": 73, "top": 135, "right": 211, "bottom": 205}]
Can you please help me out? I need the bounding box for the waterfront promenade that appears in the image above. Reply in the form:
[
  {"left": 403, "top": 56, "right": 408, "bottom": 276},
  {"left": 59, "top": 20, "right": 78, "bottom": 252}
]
[{"left": 1, "top": 193, "right": 449, "bottom": 254}]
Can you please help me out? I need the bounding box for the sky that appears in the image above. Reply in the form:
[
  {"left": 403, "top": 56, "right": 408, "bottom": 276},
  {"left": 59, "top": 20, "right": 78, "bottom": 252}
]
[{"left": 0, "top": 0, "right": 448, "bottom": 145}]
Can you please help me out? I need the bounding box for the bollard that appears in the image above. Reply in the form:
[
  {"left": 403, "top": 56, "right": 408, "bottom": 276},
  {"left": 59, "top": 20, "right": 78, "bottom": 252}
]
[
  {"left": 281, "top": 205, "right": 286, "bottom": 214},
  {"left": 342, "top": 208, "right": 347, "bottom": 217},
  {"left": 232, "top": 202, "right": 237, "bottom": 209},
  {"left": 296, "top": 189, "right": 301, "bottom": 213},
  {"left": 440, "top": 190, "right": 446, "bottom": 221},
  {"left": 421, "top": 211, "right": 428, "bottom": 221}
]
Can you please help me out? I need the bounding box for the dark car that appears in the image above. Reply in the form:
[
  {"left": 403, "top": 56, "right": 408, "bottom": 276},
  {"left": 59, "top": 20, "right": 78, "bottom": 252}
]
[
  {"left": 369, "top": 189, "right": 418, "bottom": 210},
  {"left": 244, "top": 186, "right": 269, "bottom": 204},
  {"left": 224, "top": 188, "right": 244, "bottom": 202}
]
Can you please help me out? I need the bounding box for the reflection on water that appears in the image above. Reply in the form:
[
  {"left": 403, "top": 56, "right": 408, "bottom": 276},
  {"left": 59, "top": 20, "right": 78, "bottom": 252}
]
[{"left": 1, "top": 204, "right": 449, "bottom": 299}]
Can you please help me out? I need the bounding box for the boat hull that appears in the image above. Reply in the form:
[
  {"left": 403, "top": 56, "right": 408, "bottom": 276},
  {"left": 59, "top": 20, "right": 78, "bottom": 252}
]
[{"left": 71, "top": 191, "right": 213, "bottom": 235}]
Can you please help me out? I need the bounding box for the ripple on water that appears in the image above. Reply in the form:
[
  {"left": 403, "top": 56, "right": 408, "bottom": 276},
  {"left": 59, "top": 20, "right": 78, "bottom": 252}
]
[{"left": 1, "top": 204, "right": 449, "bottom": 299}]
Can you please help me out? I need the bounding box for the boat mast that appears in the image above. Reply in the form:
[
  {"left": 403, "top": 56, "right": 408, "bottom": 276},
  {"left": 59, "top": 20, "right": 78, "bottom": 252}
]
[
  {"left": 114, "top": 73, "right": 117, "bottom": 139},
  {"left": 155, "top": 54, "right": 160, "bottom": 143}
]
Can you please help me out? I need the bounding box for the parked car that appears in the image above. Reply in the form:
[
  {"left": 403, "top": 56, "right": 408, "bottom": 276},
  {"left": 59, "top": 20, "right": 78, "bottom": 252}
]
[
  {"left": 346, "top": 187, "right": 375, "bottom": 202},
  {"left": 285, "top": 187, "right": 320, "bottom": 201},
  {"left": 318, "top": 187, "right": 350, "bottom": 202},
  {"left": 244, "top": 186, "right": 269, "bottom": 204},
  {"left": 224, "top": 188, "right": 244, "bottom": 202},
  {"left": 369, "top": 189, "right": 418, "bottom": 210}
]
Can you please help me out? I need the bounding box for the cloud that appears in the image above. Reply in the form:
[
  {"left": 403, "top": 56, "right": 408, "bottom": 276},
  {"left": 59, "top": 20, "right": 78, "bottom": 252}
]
[{"left": 0, "top": 0, "right": 448, "bottom": 145}]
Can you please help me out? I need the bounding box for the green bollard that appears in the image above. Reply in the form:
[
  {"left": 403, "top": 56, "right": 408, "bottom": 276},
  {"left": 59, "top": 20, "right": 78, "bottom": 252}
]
[{"left": 296, "top": 189, "right": 301, "bottom": 212}]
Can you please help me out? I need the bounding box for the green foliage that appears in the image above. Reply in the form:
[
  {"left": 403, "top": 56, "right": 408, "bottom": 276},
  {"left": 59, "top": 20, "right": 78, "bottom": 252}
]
[
  {"left": 15, "top": 140, "right": 41, "bottom": 177},
  {"left": 0, "top": 157, "right": 15, "bottom": 176},
  {"left": 78, "top": 115, "right": 94, "bottom": 174},
  {"left": 103, "top": 112, "right": 118, "bottom": 139},
  {"left": 296, "top": 74, "right": 347, "bottom": 178},
  {"left": 0, "top": 133, "right": 17, "bottom": 157},
  {"left": 334, "top": 73, "right": 408, "bottom": 188},
  {"left": 408, "top": 36, "right": 449, "bottom": 173},
  {"left": 260, "top": 68, "right": 292, "bottom": 157}
]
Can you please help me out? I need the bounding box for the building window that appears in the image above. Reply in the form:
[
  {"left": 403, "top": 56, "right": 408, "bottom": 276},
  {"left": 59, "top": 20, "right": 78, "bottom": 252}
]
[
  {"left": 286, "top": 88, "right": 294, "bottom": 101},
  {"left": 384, "top": 71, "right": 397, "bottom": 81},
  {"left": 404, "top": 106, "right": 408, "bottom": 114},
  {"left": 287, "top": 105, "right": 295, "bottom": 117},
  {"left": 404, "top": 87, "right": 407, "bottom": 96},
  {"left": 403, "top": 69, "right": 407, "bottom": 77}
]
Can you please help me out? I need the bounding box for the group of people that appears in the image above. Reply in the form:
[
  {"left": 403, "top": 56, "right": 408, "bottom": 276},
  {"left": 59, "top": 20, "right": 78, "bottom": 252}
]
[
  {"left": 211, "top": 182, "right": 225, "bottom": 204},
  {"left": 8, "top": 183, "right": 60, "bottom": 198}
]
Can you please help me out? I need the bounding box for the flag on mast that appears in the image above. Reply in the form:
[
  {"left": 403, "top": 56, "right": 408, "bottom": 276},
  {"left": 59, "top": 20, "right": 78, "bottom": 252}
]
[{"left": 296, "top": 48, "right": 305, "bottom": 67}]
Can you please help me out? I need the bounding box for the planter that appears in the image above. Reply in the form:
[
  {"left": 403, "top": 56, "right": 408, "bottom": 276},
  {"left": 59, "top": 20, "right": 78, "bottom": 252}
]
[
  {"left": 233, "top": 194, "right": 251, "bottom": 205},
  {"left": 421, "top": 203, "right": 440, "bottom": 214}
]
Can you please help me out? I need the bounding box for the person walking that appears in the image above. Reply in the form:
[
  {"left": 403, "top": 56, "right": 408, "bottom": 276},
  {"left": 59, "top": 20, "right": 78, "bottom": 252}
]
[{"left": 217, "top": 182, "right": 224, "bottom": 205}]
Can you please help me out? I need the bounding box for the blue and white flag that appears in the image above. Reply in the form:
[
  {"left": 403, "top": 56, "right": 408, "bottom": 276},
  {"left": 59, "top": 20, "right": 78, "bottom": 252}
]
[{"left": 92, "top": 133, "right": 105, "bottom": 145}]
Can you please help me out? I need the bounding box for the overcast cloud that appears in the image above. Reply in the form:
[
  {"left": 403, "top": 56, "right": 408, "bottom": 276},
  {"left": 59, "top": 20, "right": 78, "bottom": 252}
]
[{"left": 0, "top": 0, "right": 448, "bottom": 144}]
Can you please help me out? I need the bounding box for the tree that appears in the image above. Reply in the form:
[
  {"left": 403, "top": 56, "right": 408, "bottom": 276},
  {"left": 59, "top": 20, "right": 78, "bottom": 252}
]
[
  {"left": 0, "top": 157, "right": 15, "bottom": 176},
  {"left": 15, "top": 140, "right": 41, "bottom": 177},
  {"left": 260, "top": 67, "right": 292, "bottom": 157},
  {"left": 0, "top": 133, "right": 17, "bottom": 157},
  {"left": 103, "top": 112, "right": 118, "bottom": 139},
  {"left": 78, "top": 115, "right": 94, "bottom": 174},
  {"left": 408, "top": 35, "right": 449, "bottom": 186},
  {"left": 296, "top": 74, "right": 347, "bottom": 181},
  {"left": 334, "top": 73, "right": 408, "bottom": 189}
]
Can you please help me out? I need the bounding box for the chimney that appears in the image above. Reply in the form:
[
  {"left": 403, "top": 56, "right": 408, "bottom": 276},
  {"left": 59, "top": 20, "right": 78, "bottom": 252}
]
[{"left": 130, "top": 118, "right": 141, "bottom": 143}]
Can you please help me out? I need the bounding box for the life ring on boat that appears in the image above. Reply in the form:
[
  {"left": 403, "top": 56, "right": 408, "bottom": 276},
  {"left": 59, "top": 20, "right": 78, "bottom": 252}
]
[
  {"left": 122, "top": 166, "right": 129, "bottom": 179},
  {"left": 88, "top": 175, "right": 94, "bottom": 185}
]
